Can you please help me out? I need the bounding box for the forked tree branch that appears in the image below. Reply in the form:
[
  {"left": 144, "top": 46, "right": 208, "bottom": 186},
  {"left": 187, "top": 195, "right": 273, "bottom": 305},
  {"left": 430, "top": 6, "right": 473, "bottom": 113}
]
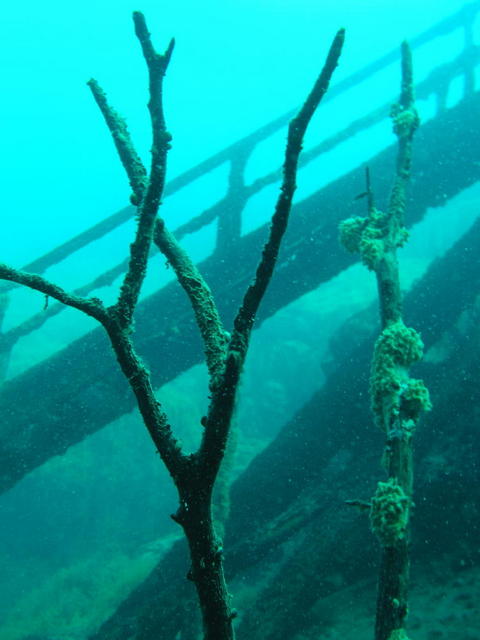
[
  {"left": 0, "top": 17, "right": 345, "bottom": 639},
  {"left": 87, "top": 32, "right": 227, "bottom": 390}
]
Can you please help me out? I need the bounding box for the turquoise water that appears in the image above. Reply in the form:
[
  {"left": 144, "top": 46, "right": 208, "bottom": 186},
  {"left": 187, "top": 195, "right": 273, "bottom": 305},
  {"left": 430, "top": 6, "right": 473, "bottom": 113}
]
[{"left": 0, "top": 1, "right": 478, "bottom": 638}]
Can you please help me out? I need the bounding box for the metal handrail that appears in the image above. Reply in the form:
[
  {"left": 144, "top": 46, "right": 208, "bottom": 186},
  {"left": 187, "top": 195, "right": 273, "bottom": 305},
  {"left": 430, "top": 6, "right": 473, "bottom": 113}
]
[{"left": 1, "top": 0, "right": 479, "bottom": 356}]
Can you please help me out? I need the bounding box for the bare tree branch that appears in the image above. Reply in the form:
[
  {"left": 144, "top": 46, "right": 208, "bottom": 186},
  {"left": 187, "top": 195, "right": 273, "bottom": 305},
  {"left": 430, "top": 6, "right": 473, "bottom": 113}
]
[
  {"left": 339, "top": 42, "right": 428, "bottom": 640},
  {"left": 199, "top": 27, "right": 346, "bottom": 483},
  {"left": 0, "top": 263, "right": 107, "bottom": 323},
  {"left": 0, "top": 16, "right": 345, "bottom": 640},
  {"left": 87, "top": 78, "right": 148, "bottom": 201},
  {"left": 87, "top": 21, "right": 227, "bottom": 389},
  {"left": 234, "top": 28, "right": 346, "bottom": 342},
  {"left": 154, "top": 224, "right": 228, "bottom": 388},
  {"left": 113, "top": 14, "right": 174, "bottom": 328}
]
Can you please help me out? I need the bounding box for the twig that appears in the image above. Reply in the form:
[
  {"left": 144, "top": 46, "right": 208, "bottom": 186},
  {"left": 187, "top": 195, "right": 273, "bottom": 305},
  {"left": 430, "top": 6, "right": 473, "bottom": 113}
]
[
  {"left": 113, "top": 14, "right": 174, "bottom": 328},
  {"left": 200, "top": 28, "right": 346, "bottom": 481},
  {"left": 340, "top": 42, "right": 429, "bottom": 640},
  {"left": 234, "top": 28, "right": 346, "bottom": 341},
  {"left": 88, "top": 24, "right": 227, "bottom": 389},
  {"left": 87, "top": 79, "right": 148, "bottom": 201},
  {"left": 0, "top": 263, "right": 107, "bottom": 323}
]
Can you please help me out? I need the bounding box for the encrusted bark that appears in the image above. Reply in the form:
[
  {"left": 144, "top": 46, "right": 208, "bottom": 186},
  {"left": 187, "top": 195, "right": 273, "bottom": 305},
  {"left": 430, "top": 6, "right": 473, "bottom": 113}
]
[
  {"left": 89, "top": 218, "right": 480, "bottom": 638},
  {"left": 340, "top": 42, "right": 428, "bottom": 640},
  {"left": 0, "top": 13, "right": 344, "bottom": 640}
]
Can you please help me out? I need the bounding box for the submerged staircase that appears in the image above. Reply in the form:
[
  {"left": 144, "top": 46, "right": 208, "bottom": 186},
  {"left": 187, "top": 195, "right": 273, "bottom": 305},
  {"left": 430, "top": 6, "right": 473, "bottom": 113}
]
[{"left": 1, "top": 1, "right": 479, "bottom": 493}]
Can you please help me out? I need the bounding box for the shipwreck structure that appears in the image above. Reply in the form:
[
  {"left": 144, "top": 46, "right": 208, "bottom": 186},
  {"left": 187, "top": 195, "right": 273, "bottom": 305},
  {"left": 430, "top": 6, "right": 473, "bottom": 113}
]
[{"left": 0, "top": 3, "right": 479, "bottom": 638}]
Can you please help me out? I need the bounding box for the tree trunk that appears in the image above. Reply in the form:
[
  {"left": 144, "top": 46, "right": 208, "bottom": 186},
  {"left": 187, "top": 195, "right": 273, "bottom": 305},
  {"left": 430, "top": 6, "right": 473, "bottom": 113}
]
[{"left": 176, "top": 489, "right": 235, "bottom": 640}]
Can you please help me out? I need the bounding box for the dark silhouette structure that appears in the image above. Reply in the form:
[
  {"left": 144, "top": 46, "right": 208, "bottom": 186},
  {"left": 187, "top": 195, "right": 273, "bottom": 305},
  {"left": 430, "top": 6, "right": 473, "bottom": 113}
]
[
  {"left": 0, "top": 3, "right": 479, "bottom": 639},
  {"left": 0, "top": 11, "right": 344, "bottom": 640}
]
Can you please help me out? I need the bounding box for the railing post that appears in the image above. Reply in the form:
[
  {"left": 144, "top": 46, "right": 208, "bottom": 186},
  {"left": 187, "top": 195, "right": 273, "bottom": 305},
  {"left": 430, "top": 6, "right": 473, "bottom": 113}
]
[
  {"left": 0, "top": 294, "right": 11, "bottom": 381},
  {"left": 215, "top": 152, "right": 249, "bottom": 253}
]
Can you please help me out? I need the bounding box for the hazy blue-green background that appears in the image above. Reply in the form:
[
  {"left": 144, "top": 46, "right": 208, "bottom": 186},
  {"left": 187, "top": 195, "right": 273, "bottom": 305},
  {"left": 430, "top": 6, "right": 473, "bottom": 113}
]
[
  {"left": 0, "top": 0, "right": 468, "bottom": 264},
  {"left": 0, "top": 1, "right": 478, "bottom": 638}
]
